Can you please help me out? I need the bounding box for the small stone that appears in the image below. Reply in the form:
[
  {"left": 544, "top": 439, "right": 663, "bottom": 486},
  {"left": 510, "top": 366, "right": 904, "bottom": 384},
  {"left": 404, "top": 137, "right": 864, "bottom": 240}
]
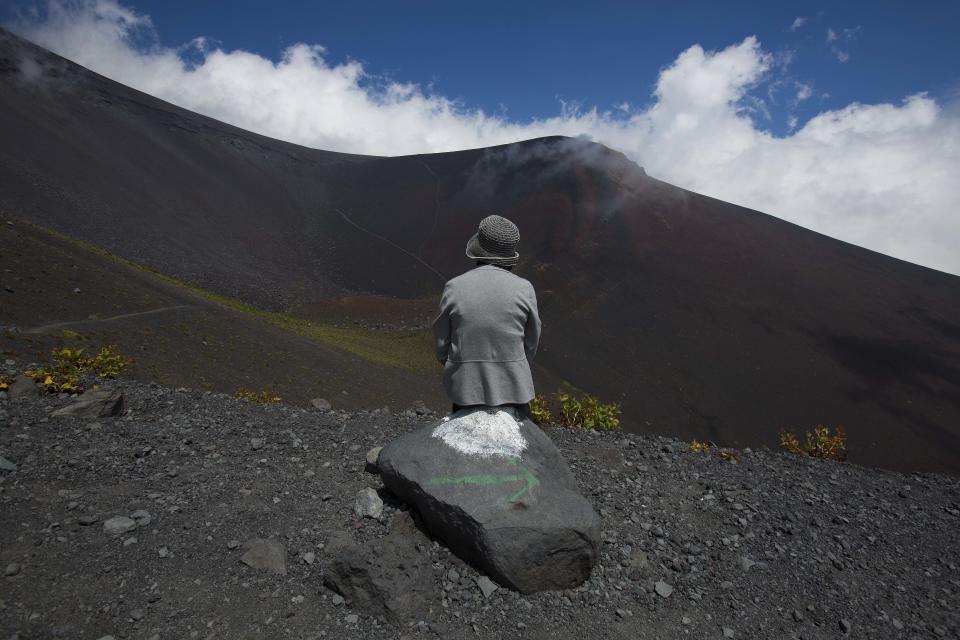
[
  {"left": 0, "top": 456, "right": 17, "bottom": 472},
  {"left": 628, "top": 549, "right": 649, "bottom": 570},
  {"left": 303, "top": 551, "right": 316, "bottom": 565},
  {"left": 311, "top": 398, "right": 331, "bottom": 411},
  {"left": 839, "top": 619, "right": 852, "bottom": 634},
  {"left": 616, "top": 608, "right": 632, "bottom": 619},
  {"left": 78, "top": 514, "right": 99, "bottom": 526},
  {"left": 476, "top": 575, "right": 498, "bottom": 598},
  {"left": 250, "top": 438, "right": 264, "bottom": 451},
  {"left": 655, "top": 580, "right": 673, "bottom": 598},
  {"left": 227, "top": 539, "right": 240, "bottom": 550},
  {"left": 122, "top": 537, "right": 137, "bottom": 547},
  {"left": 158, "top": 546, "right": 170, "bottom": 558},
  {"left": 5, "top": 562, "right": 22, "bottom": 577},
  {"left": 722, "top": 627, "right": 735, "bottom": 638},
  {"left": 681, "top": 616, "right": 691, "bottom": 625},
  {"left": 345, "top": 613, "right": 359, "bottom": 624},
  {"left": 8, "top": 375, "right": 40, "bottom": 401},
  {"left": 129, "top": 510, "right": 152, "bottom": 526},
  {"left": 792, "top": 610, "right": 803, "bottom": 622},
  {"left": 240, "top": 538, "right": 287, "bottom": 575},
  {"left": 354, "top": 488, "right": 383, "bottom": 519},
  {"left": 720, "top": 581, "right": 734, "bottom": 590},
  {"left": 103, "top": 516, "right": 137, "bottom": 536},
  {"left": 130, "top": 608, "right": 144, "bottom": 621},
  {"left": 331, "top": 594, "right": 345, "bottom": 606},
  {"left": 365, "top": 446, "right": 383, "bottom": 474}
]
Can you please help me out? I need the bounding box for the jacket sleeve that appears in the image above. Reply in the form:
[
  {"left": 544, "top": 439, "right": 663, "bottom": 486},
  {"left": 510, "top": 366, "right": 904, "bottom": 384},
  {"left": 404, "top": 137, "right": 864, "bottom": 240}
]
[
  {"left": 523, "top": 282, "right": 542, "bottom": 361},
  {"left": 432, "top": 283, "right": 453, "bottom": 364}
]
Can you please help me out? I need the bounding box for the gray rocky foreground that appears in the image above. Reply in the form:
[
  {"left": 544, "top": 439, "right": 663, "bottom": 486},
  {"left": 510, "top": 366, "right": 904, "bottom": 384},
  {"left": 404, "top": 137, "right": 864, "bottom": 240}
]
[
  {"left": 50, "top": 387, "right": 124, "bottom": 419},
  {"left": 0, "top": 376, "right": 958, "bottom": 639},
  {"left": 378, "top": 409, "right": 600, "bottom": 593}
]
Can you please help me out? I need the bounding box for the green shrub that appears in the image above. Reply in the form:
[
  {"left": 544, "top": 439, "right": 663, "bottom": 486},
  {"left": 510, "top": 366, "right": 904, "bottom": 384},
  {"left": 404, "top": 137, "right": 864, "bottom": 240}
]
[
  {"left": 557, "top": 391, "right": 621, "bottom": 431},
  {"left": 779, "top": 425, "right": 847, "bottom": 462},
  {"left": 530, "top": 394, "right": 554, "bottom": 424},
  {"left": 235, "top": 386, "right": 283, "bottom": 403},
  {"left": 23, "top": 345, "right": 131, "bottom": 393}
]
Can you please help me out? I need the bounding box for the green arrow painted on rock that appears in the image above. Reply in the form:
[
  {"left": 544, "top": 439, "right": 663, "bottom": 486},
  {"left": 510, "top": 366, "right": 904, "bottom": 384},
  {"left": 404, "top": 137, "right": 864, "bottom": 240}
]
[{"left": 426, "top": 459, "right": 540, "bottom": 502}]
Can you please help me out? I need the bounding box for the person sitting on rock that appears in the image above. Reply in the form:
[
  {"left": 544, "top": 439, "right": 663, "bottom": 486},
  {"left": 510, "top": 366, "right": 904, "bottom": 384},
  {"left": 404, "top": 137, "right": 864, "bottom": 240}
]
[{"left": 432, "top": 214, "right": 541, "bottom": 418}]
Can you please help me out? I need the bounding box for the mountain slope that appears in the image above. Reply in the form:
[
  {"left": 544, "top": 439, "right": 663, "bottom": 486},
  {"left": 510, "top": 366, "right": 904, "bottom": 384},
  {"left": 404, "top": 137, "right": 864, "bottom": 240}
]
[{"left": 2, "top": 29, "right": 959, "bottom": 473}]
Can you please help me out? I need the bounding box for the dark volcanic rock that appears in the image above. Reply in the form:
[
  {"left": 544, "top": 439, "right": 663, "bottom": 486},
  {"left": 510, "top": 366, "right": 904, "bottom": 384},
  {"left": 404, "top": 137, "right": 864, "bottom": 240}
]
[
  {"left": 378, "top": 408, "right": 600, "bottom": 593},
  {"left": 1, "top": 377, "right": 959, "bottom": 639},
  {"left": 7, "top": 374, "right": 40, "bottom": 401},
  {"left": 50, "top": 388, "right": 124, "bottom": 419},
  {"left": 323, "top": 533, "right": 435, "bottom": 621},
  {"left": 239, "top": 539, "right": 287, "bottom": 575}
]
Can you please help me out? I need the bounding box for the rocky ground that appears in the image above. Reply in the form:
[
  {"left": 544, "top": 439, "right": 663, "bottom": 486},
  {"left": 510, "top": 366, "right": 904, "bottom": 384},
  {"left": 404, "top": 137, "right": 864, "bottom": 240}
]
[{"left": 1, "top": 373, "right": 959, "bottom": 640}]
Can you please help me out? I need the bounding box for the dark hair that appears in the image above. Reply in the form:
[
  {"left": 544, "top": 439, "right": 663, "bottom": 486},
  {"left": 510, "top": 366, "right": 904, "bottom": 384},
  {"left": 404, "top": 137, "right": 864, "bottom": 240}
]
[{"left": 476, "top": 260, "right": 513, "bottom": 271}]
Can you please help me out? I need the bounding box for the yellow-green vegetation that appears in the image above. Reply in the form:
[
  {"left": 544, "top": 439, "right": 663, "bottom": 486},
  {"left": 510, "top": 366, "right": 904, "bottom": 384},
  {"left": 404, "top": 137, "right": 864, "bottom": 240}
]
[
  {"left": 557, "top": 390, "right": 621, "bottom": 431},
  {"left": 274, "top": 315, "right": 434, "bottom": 374},
  {"left": 17, "top": 217, "right": 435, "bottom": 374},
  {"left": 61, "top": 329, "right": 85, "bottom": 341},
  {"left": 530, "top": 394, "right": 554, "bottom": 424},
  {"left": 688, "top": 439, "right": 712, "bottom": 453},
  {"left": 530, "top": 389, "right": 621, "bottom": 431},
  {"left": 0, "top": 375, "right": 14, "bottom": 390},
  {"left": 779, "top": 425, "right": 848, "bottom": 462},
  {"left": 688, "top": 439, "right": 739, "bottom": 463},
  {"left": 234, "top": 386, "right": 283, "bottom": 403},
  {"left": 718, "top": 450, "right": 741, "bottom": 464},
  {"left": 23, "top": 345, "right": 131, "bottom": 393}
]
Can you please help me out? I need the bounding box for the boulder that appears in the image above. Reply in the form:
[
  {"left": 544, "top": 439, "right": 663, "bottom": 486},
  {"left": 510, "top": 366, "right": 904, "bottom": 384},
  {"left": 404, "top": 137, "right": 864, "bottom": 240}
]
[
  {"left": 378, "top": 407, "right": 600, "bottom": 593},
  {"left": 51, "top": 388, "right": 124, "bottom": 419},
  {"left": 239, "top": 538, "right": 287, "bottom": 575},
  {"left": 8, "top": 375, "right": 40, "bottom": 401},
  {"left": 323, "top": 533, "right": 435, "bottom": 621}
]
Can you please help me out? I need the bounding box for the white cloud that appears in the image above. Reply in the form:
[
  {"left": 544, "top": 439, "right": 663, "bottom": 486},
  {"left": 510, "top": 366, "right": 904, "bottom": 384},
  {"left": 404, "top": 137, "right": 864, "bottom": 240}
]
[
  {"left": 827, "top": 25, "right": 858, "bottom": 63},
  {"left": 9, "top": 1, "right": 960, "bottom": 276},
  {"left": 795, "top": 81, "right": 813, "bottom": 102},
  {"left": 789, "top": 17, "right": 807, "bottom": 31}
]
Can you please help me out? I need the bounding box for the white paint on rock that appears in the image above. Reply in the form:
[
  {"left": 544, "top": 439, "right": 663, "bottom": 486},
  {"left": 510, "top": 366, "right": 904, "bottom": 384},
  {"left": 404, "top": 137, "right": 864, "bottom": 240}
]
[{"left": 432, "top": 408, "right": 527, "bottom": 459}]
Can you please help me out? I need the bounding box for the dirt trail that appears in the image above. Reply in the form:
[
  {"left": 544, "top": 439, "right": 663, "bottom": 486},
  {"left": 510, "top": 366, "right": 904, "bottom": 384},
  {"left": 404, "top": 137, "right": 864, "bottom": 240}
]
[{"left": 22, "top": 305, "right": 199, "bottom": 334}]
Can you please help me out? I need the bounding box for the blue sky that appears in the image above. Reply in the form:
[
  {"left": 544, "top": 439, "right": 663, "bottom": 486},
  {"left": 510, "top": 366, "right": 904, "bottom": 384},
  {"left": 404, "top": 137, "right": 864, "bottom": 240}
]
[
  {"left": 17, "top": 0, "right": 957, "bottom": 135},
  {"left": 3, "top": 0, "right": 959, "bottom": 275}
]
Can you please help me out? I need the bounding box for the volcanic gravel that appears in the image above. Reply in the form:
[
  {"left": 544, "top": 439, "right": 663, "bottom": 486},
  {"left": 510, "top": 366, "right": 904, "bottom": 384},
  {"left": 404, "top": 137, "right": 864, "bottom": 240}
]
[{"left": 1, "top": 375, "right": 959, "bottom": 639}]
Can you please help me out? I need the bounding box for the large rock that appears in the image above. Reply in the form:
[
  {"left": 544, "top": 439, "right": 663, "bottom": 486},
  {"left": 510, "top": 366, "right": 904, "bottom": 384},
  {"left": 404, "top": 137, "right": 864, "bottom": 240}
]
[
  {"left": 8, "top": 375, "right": 40, "bottom": 401},
  {"left": 51, "top": 388, "right": 124, "bottom": 419},
  {"left": 323, "top": 533, "right": 434, "bottom": 621},
  {"left": 239, "top": 539, "right": 287, "bottom": 575},
  {"left": 378, "top": 407, "right": 600, "bottom": 593}
]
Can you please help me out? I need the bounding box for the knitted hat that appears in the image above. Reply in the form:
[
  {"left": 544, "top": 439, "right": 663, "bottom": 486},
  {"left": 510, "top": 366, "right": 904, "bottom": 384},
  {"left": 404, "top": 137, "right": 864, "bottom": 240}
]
[{"left": 465, "top": 215, "right": 520, "bottom": 266}]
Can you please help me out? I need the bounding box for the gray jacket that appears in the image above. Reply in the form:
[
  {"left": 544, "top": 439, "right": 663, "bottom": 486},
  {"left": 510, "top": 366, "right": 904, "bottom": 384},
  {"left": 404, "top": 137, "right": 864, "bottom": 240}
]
[{"left": 432, "top": 265, "right": 541, "bottom": 406}]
